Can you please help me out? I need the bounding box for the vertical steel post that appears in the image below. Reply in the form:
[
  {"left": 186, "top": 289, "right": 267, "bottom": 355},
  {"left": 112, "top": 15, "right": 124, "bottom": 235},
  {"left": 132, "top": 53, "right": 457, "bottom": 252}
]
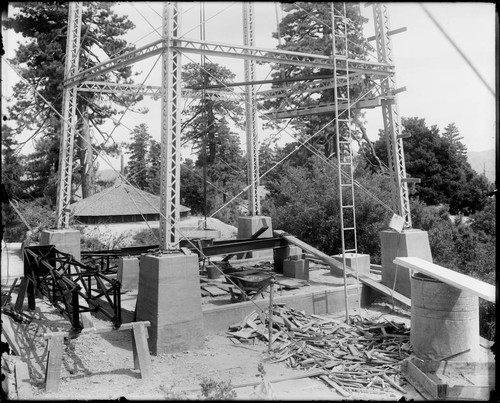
[
  {"left": 242, "top": 2, "right": 260, "bottom": 216},
  {"left": 160, "top": 2, "right": 182, "bottom": 250},
  {"left": 56, "top": 2, "right": 83, "bottom": 228},
  {"left": 372, "top": 3, "right": 412, "bottom": 228}
]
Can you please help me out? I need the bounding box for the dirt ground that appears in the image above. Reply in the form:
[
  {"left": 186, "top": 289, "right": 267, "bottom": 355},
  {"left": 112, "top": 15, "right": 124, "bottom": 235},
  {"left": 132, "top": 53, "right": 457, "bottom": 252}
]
[{"left": 2, "top": 286, "right": 430, "bottom": 401}]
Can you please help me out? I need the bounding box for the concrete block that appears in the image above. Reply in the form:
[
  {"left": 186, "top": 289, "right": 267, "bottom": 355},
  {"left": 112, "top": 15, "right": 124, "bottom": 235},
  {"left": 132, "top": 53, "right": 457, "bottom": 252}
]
[
  {"left": 332, "top": 253, "right": 370, "bottom": 276},
  {"left": 380, "top": 229, "right": 432, "bottom": 298},
  {"left": 273, "top": 245, "right": 302, "bottom": 273},
  {"left": 135, "top": 253, "right": 204, "bottom": 354},
  {"left": 283, "top": 259, "right": 309, "bottom": 281},
  {"left": 237, "top": 216, "right": 274, "bottom": 259},
  {"left": 117, "top": 256, "right": 140, "bottom": 290},
  {"left": 39, "top": 229, "right": 81, "bottom": 261}
]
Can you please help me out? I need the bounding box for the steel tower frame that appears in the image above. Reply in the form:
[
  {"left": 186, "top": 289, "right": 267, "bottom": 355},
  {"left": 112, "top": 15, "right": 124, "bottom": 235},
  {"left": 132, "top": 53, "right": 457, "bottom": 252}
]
[{"left": 56, "top": 2, "right": 411, "bottom": 251}]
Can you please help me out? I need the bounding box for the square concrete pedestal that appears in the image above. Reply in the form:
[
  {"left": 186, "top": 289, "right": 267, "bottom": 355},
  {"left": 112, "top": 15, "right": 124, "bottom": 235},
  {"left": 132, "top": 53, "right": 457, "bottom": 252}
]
[
  {"left": 332, "top": 253, "right": 370, "bottom": 276},
  {"left": 283, "top": 258, "right": 309, "bottom": 280},
  {"left": 117, "top": 256, "right": 140, "bottom": 290},
  {"left": 380, "top": 229, "right": 432, "bottom": 298},
  {"left": 237, "top": 216, "right": 273, "bottom": 259},
  {"left": 273, "top": 245, "right": 302, "bottom": 273},
  {"left": 135, "top": 253, "right": 204, "bottom": 355},
  {"left": 40, "top": 228, "right": 81, "bottom": 261}
]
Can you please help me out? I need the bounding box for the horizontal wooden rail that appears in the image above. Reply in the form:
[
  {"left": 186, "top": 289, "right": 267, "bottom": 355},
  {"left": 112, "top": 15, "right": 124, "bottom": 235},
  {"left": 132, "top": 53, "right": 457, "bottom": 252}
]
[{"left": 394, "top": 257, "right": 495, "bottom": 303}]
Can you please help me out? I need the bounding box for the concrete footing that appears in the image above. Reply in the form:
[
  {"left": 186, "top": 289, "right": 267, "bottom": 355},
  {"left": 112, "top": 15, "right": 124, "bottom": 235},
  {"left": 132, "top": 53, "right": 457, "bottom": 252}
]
[
  {"left": 273, "top": 245, "right": 302, "bottom": 273},
  {"left": 39, "top": 229, "right": 81, "bottom": 261},
  {"left": 237, "top": 216, "right": 273, "bottom": 259},
  {"left": 283, "top": 258, "right": 309, "bottom": 280},
  {"left": 332, "top": 253, "right": 370, "bottom": 276},
  {"left": 135, "top": 253, "right": 204, "bottom": 354},
  {"left": 380, "top": 229, "right": 432, "bottom": 298},
  {"left": 117, "top": 256, "right": 141, "bottom": 291}
]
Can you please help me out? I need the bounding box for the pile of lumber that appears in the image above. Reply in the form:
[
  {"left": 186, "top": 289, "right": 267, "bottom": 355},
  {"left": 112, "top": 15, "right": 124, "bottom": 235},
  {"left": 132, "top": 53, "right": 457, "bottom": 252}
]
[{"left": 227, "top": 304, "right": 411, "bottom": 396}]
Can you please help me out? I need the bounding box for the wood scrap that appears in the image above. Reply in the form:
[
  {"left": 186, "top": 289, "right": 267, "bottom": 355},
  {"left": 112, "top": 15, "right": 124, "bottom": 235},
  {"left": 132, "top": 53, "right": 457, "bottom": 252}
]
[{"left": 225, "top": 304, "right": 412, "bottom": 395}]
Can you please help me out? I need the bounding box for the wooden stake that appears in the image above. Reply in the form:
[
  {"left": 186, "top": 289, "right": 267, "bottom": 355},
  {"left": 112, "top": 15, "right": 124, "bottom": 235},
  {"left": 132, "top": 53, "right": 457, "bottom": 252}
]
[
  {"left": 268, "top": 279, "right": 274, "bottom": 353},
  {"left": 132, "top": 323, "right": 152, "bottom": 379}
]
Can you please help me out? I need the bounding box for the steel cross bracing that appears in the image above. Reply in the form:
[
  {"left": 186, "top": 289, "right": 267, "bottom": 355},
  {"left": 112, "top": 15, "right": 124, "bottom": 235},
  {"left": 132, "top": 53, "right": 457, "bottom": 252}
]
[
  {"left": 56, "top": 2, "right": 82, "bottom": 228},
  {"left": 159, "top": 2, "right": 182, "bottom": 250},
  {"left": 243, "top": 2, "right": 260, "bottom": 216},
  {"left": 78, "top": 81, "right": 242, "bottom": 101},
  {"left": 372, "top": 3, "right": 412, "bottom": 228},
  {"left": 332, "top": 3, "right": 358, "bottom": 323},
  {"left": 63, "top": 38, "right": 394, "bottom": 89}
]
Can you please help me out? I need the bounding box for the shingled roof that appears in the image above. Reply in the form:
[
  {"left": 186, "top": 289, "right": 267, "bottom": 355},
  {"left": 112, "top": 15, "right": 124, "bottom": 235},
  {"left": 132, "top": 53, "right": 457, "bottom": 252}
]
[{"left": 71, "top": 179, "right": 190, "bottom": 217}]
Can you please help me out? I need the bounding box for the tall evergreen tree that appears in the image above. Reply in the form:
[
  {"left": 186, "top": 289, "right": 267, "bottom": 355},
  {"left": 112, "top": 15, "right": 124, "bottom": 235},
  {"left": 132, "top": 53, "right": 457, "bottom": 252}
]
[
  {"left": 3, "top": 2, "right": 139, "bottom": 201},
  {"left": 127, "top": 124, "right": 151, "bottom": 190},
  {"left": 442, "top": 123, "right": 467, "bottom": 158},
  {"left": 262, "top": 2, "right": 370, "bottom": 157},
  {"left": 146, "top": 139, "right": 161, "bottom": 195}
]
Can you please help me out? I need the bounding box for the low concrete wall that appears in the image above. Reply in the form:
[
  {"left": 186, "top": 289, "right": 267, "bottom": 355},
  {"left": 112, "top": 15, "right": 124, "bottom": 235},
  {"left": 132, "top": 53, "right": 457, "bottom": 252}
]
[{"left": 202, "top": 283, "right": 361, "bottom": 334}]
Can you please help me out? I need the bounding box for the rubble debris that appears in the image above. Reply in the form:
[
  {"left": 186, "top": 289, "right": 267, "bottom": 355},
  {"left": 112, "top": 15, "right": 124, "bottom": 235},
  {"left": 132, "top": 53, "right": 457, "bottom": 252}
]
[{"left": 226, "top": 304, "right": 412, "bottom": 396}]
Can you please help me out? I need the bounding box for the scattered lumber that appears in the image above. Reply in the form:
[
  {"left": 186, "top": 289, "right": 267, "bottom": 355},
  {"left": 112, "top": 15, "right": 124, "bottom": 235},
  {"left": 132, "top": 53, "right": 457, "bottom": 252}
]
[{"left": 226, "top": 304, "right": 411, "bottom": 396}]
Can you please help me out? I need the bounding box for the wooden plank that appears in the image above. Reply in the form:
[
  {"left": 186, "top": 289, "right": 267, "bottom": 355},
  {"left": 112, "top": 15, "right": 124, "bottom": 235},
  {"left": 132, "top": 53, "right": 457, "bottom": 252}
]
[
  {"left": 132, "top": 323, "right": 152, "bottom": 379},
  {"left": 358, "top": 275, "right": 411, "bottom": 307},
  {"left": 404, "top": 360, "right": 448, "bottom": 399},
  {"left": 14, "top": 277, "right": 29, "bottom": 312},
  {"left": 394, "top": 257, "right": 495, "bottom": 303},
  {"left": 1, "top": 314, "right": 22, "bottom": 356},
  {"left": 274, "top": 230, "right": 355, "bottom": 275},
  {"left": 200, "top": 285, "right": 228, "bottom": 297},
  {"left": 15, "top": 359, "right": 33, "bottom": 399},
  {"left": 43, "top": 321, "right": 151, "bottom": 338},
  {"left": 319, "top": 375, "right": 351, "bottom": 397},
  {"left": 45, "top": 334, "right": 65, "bottom": 392}
]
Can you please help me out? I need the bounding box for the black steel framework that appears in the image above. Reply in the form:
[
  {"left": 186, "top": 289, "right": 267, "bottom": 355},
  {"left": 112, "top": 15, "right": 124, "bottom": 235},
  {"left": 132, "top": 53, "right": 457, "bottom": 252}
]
[{"left": 23, "top": 245, "right": 122, "bottom": 331}]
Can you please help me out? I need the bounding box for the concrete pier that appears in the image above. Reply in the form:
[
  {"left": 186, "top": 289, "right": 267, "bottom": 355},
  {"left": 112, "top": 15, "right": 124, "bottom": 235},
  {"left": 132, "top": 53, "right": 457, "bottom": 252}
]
[
  {"left": 39, "top": 228, "right": 81, "bottom": 261},
  {"left": 237, "top": 216, "right": 273, "bottom": 259},
  {"left": 380, "top": 229, "right": 432, "bottom": 297},
  {"left": 135, "top": 253, "right": 204, "bottom": 354}
]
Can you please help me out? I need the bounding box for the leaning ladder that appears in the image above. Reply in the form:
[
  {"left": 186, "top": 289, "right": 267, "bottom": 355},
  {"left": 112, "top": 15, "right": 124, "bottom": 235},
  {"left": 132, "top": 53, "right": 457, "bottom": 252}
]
[{"left": 331, "top": 3, "right": 359, "bottom": 324}]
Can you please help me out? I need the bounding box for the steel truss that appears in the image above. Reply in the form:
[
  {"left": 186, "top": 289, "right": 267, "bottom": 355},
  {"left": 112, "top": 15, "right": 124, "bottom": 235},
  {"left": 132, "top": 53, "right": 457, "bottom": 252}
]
[
  {"left": 23, "top": 245, "right": 122, "bottom": 331},
  {"left": 243, "top": 2, "right": 260, "bottom": 215},
  {"left": 56, "top": 2, "right": 412, "bottom": 244},
  {"left": 372, "top": 3, "right": 412, "bottom": 228}
]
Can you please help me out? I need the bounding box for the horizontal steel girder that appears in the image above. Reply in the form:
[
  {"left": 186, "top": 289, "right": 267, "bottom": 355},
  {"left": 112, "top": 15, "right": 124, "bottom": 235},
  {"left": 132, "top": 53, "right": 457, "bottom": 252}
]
[
  {"left": 64, "top": 38, "right": 394, "bottom": 88},
  {"left": 264, "top": 97, "right": 389, "bottom": 120}
]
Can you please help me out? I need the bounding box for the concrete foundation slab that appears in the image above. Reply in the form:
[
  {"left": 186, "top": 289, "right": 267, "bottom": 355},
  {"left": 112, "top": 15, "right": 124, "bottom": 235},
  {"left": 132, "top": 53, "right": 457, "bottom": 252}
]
[
  {"left": 380, "top": 229, "right": 432, "bottom": 298},
  {"left": 332, "top": 253, "right": 370, "bottom": 276},
  {"left": 237, "top": 216, "right": 273, "bottom": 259},
  {"left": 117, "top": 256, "right": 140, "bottom": 290},
  {"left": 39, "top": 229, "right": 81, "bottom": 261},
  {"left": 135, "top": 253, "right": 204, "bottom": 354}
]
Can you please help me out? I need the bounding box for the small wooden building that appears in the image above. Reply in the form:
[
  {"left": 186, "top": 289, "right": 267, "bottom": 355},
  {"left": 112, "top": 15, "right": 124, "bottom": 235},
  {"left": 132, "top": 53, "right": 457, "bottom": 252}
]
[{"left": 71, "top": 179, "right": 190, "bottom": 224}]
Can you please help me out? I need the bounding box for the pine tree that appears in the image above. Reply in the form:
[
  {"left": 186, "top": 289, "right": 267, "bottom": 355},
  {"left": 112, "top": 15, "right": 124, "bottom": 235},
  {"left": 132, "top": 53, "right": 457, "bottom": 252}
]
[
  {"left": 3, "top": 3, "right": 138, "bottom": 201},
  {"left": 127, "top": 124, "right": 151, "bottom": 190}
]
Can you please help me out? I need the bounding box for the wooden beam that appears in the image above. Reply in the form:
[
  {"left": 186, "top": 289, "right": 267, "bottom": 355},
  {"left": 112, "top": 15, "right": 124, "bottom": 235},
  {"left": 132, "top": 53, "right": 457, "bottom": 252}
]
[
  {"left": 394, "top": 257, "right": 496, "bottom": 303},
  {"left": 358, "top": 275, "right": 411, "bottom": 307},
  {"left": 274, "top": 230, "right": 355, "bottom": 276}
]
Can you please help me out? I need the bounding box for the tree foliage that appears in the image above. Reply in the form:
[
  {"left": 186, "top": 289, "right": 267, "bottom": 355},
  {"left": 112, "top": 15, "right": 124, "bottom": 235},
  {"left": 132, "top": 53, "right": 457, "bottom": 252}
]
[
  {"left": 365, "top": 117, "right": 493, "bottom": 215},
  {"left": 261, "top": 2, "right": 371, "bottom": 157},
  {"left": 3, "top": 2, "right": 138, "bottom": 202}
]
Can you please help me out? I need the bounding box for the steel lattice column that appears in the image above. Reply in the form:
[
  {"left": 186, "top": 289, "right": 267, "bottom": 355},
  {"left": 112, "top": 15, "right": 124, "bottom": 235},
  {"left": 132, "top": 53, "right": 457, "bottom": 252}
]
[
  {"left": 372, "top": 3, "right": 412, "bottom": 228},
  {"left": 159, "top": 2, "right": 182, "bottom": 250},
  {"left": 56, "top": 2, "right": 83, "bottom": 229},
  {"left": 242, "top": 2, "right": 260, "bottom": 216}
]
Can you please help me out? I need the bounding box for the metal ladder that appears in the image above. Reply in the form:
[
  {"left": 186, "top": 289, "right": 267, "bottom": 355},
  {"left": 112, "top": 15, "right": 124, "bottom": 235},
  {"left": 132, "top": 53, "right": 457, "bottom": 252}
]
[{"left": 331, "top": 3, "right": 359, "bottom": 323}]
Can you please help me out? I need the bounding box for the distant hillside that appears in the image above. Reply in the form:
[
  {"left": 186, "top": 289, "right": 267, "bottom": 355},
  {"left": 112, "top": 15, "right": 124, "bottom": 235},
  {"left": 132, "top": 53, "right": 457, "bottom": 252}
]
[{"left": 467, "top": 149, "right": 496, "bottom": 184}]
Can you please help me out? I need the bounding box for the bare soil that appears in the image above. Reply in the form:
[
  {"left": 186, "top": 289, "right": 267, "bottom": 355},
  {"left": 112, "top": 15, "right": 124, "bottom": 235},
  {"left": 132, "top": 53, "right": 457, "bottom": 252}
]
[{"left": 2, "top": 287, "right": 427, "bottom": 401}]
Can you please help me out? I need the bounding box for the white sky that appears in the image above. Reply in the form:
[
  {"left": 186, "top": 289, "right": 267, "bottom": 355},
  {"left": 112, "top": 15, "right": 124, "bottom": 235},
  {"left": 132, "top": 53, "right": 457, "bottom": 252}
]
[{"left": 2, "top": 2, "right": 496, "bottom": 172}]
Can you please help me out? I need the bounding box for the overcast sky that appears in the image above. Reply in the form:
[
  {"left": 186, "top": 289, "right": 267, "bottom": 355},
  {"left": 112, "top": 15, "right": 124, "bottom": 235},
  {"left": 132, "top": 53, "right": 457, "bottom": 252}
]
[{"left": 2, "top": 2, "right": 496, "bottom": 172}]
